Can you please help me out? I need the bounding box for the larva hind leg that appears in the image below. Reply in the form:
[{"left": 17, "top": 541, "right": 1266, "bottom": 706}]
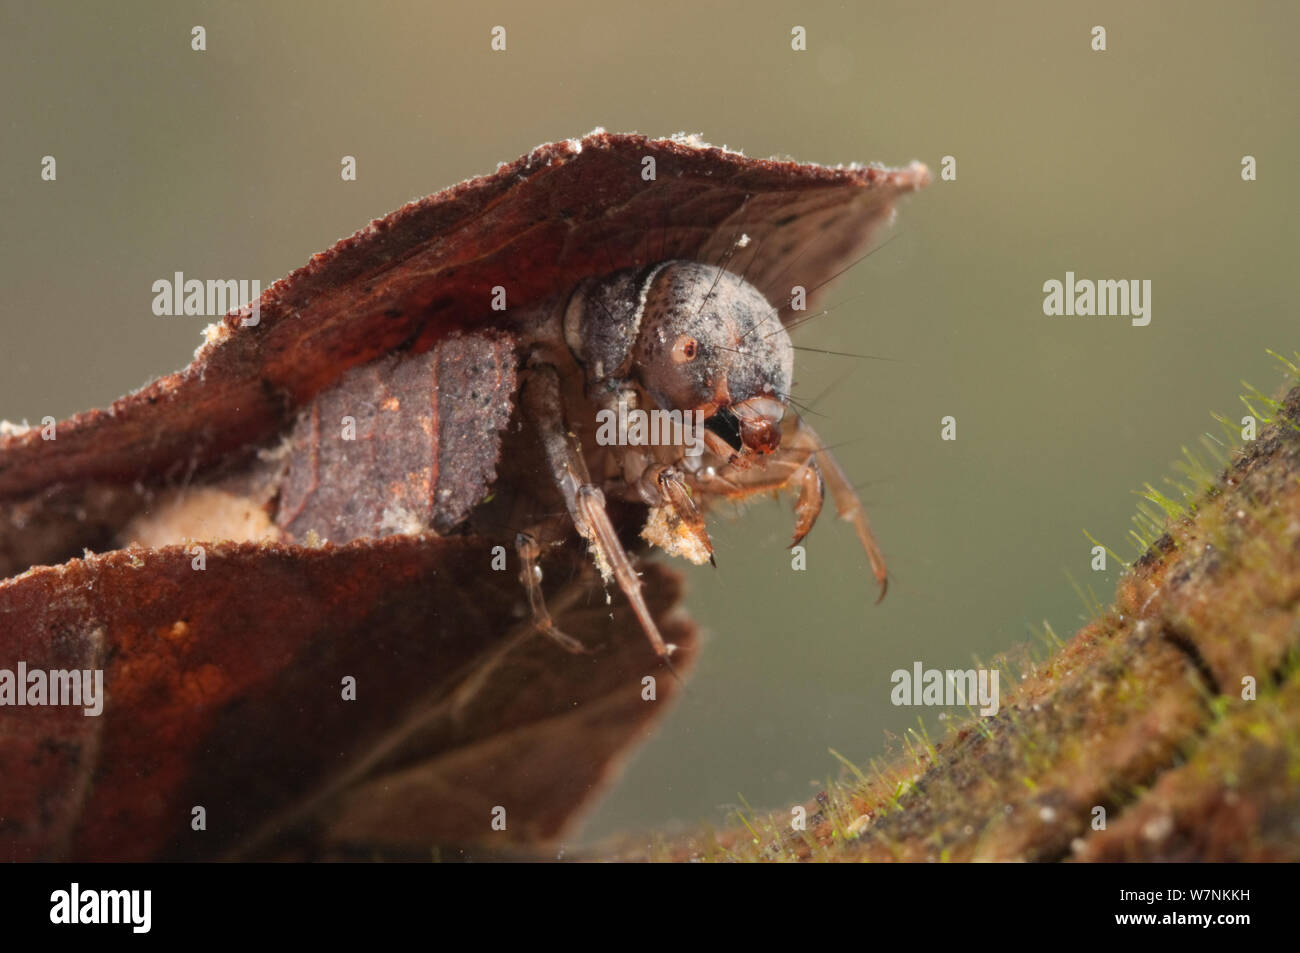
[
  {"left": 514, "top": 531, "right": 586, "bottom": 654},
  {"left": 520, "top": 361, "right": 677, "bottom": 659}
]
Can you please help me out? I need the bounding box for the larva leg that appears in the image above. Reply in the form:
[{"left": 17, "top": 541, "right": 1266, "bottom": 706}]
[
  {"left": 703, "top": 418, "right": 889, "bottom": 602},
  {"left": 515, "top": 531, "right": 586, "bottom": 653},
  {"left": 785, "top": 418, "right": 889, "bottom": 602},
  {"left": 787, "top": 455, "right": 825, "bottom": 549},
  {"left": 634, "top": 463, "right": 715, "bottom": 566},
  {"left": 520, "top": 362, "right": 677, "bottom": 659}
]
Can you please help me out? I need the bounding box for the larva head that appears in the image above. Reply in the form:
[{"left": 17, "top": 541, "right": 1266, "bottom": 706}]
[{"left": 565, "top": 260, "right": 794, "bottom": 456}]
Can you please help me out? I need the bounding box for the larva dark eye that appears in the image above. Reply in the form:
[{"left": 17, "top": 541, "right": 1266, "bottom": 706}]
[{"left": 671, "top": 335, "right": 698, "bottom": 364}]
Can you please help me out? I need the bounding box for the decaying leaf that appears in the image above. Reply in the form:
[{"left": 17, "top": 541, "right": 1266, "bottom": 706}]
[
  {"left": 0, "top": 538, "right": 691, "bottom": 861},
  {"left": 0, "top": 131, "right": 926, "bottom": 860}
]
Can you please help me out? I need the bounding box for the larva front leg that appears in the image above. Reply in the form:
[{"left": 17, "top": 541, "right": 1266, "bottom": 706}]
[
  {"left": 631, "top": 460, "right": 715, "bottom": 567},
  {"left": 700, "top": 415, "right": 889, "bottom": 602},
  {"left": 519, "top": 361, "right": 677, "bottom": 659},
  {"left": 783, "top": 418, "right": 889, "bottom": 602}
]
